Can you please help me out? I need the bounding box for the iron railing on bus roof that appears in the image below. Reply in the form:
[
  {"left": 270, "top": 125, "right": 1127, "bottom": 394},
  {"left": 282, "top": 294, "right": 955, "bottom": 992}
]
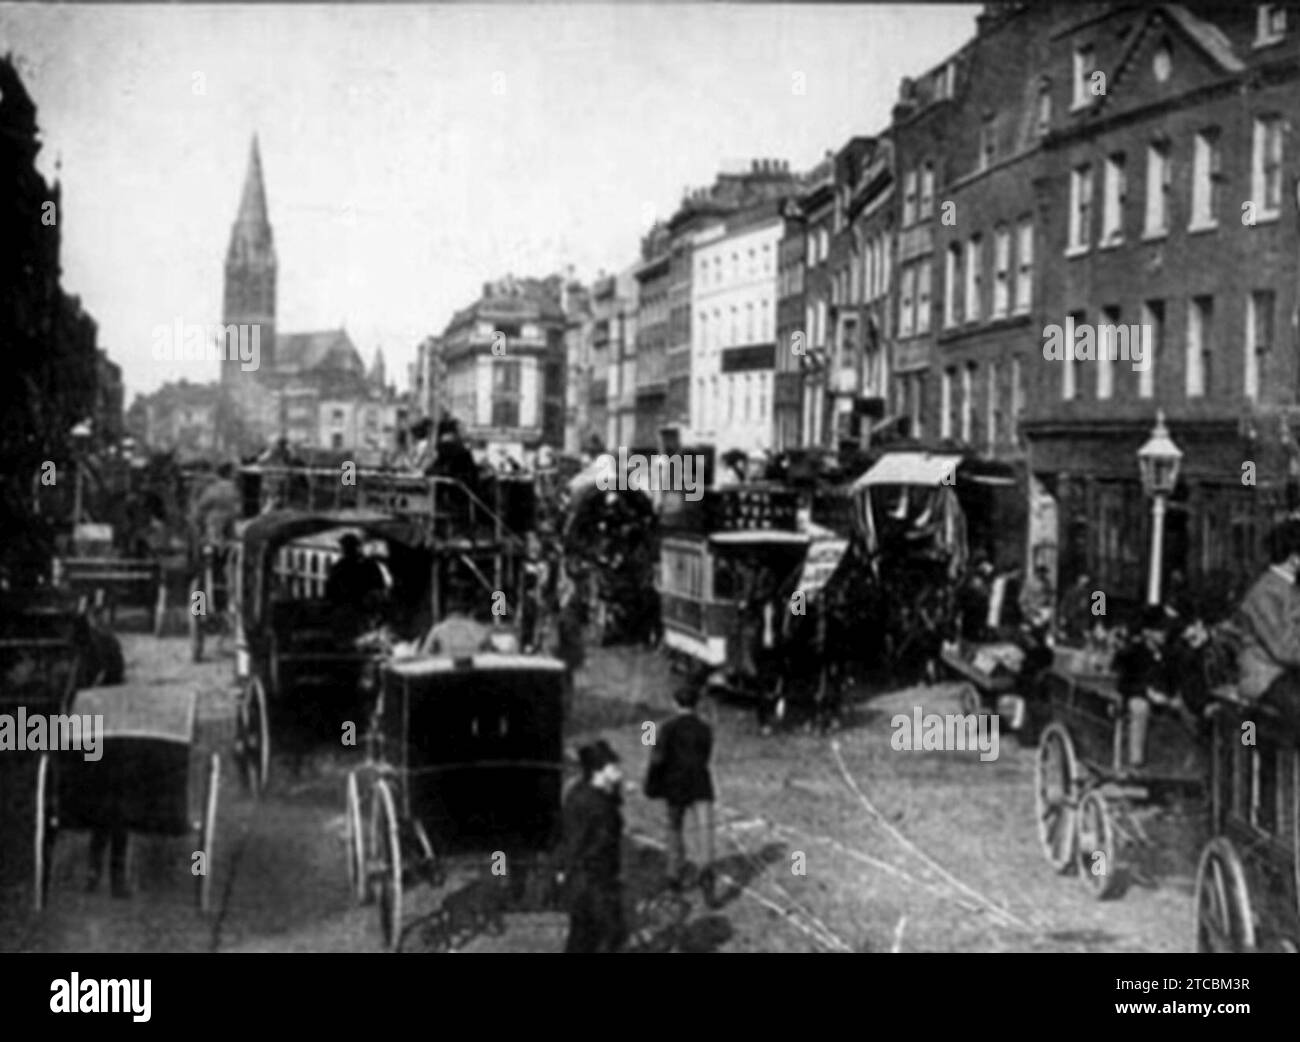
[{"left": 238, "top": 465, "right": 528, "bottom": 550}]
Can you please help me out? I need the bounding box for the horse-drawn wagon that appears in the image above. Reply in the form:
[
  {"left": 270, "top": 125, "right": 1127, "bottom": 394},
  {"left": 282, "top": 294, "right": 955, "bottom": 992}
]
[
  {"left": 345, "top": 652, "right": 568, "bottom": 951},
  {"left": 33, "top": 681, "right": 226, "bottom": 912}
]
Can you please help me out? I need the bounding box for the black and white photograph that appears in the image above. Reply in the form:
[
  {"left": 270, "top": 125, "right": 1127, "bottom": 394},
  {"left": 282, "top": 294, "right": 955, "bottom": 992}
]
[{"left": 0, "top": 0, "right": 1294, "bottom": 982}]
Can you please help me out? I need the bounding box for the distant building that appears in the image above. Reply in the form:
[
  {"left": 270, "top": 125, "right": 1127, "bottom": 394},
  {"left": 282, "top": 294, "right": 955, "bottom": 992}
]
[
  {"left": 432, "top": 273, "right": 570, "bottom": 450},
  {"left": 138, "top": 135, "right": 402, "bottom": 460}
]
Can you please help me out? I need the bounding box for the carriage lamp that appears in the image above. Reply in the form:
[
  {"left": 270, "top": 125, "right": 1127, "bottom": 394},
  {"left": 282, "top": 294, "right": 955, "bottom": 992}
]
[{"left": 1136, "top": 410, "right": 1183, "bottom": 606}]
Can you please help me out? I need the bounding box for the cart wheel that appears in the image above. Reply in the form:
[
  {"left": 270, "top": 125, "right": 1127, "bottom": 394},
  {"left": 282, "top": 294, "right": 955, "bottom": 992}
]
[
  {"left": 371, "top": 780, "right": 402, "bottom": 952},
  {"left": 345, "top": 771, "right": 367, "bottom": 904},
  {"left": 1035, "top": 723, "right": 1079, "bottom": 874},
  {"left": 1194, "top": 837, "right": 1257, "bottom": 953},
  {"left": 34, "top": 753, "right": 56, "bottom": 912},
  {"left": 1075, "top": 790, "right": 1120, "bottom": 900},
  {"left": 239, "top": 676, "right": 270, "bottom": 797},
  {"left": 195, "top": 753, "right": 220, "bottom": 912},
  {"left": 958, "top": 683, "right": 981, "bottom": 716}
]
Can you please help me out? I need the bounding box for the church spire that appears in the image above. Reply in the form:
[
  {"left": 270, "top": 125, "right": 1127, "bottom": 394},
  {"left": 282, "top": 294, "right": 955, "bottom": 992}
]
[
  {"left": 236, "top": 134, "right": 269, "bottom": 229},
  {"left": 223, "top": 132, "right": 276, "bottom": 384}
]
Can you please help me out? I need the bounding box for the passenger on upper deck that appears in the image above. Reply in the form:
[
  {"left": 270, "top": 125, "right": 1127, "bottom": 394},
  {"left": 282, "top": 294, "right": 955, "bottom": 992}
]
[{"left": 1232, "top": 518, "right": 1300, "bottom": 734}]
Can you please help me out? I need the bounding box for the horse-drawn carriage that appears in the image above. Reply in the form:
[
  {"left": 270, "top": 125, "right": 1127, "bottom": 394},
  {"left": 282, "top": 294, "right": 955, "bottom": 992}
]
[
  {"left": 844, "top": 450, "right": 1026, "bottom": 686},
  {"left": 1032, "top": 653, "right": 1207, "bottom": 900},
  {"left": 344, "top": 652, "right": 568, "bottom": 951},
  {"left": 229, "top": 508, "right": 433, "bottom": 793},
  {"left": 1194, "top": 689, "right": 1300, "bottom": 952},
  {"left": 33, "top": 681, "right": 225, "bottom": 912},
  {"left": 51, "top": 523, "right": 166, "bottom": 634}
]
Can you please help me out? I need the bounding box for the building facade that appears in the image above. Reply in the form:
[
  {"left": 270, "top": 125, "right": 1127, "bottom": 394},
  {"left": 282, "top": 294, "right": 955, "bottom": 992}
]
[
  {"left": 634, "top": 224, "right": 671, "bottom": 450},
  {"left": 1023, "top": 2, "right": 1300, "bottom": 612},
  {"left": 691, "top": 202, "right": 784, "bottom": 455},
  {"left": 436, "top": 274, "right": 569, "bottom": 450}
]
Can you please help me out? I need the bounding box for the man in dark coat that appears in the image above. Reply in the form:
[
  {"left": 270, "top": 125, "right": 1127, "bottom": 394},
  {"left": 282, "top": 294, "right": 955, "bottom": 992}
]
[
  {"left": 644, "top": 684, "right": 716, "bottom": 891},
  {"left": 1114, "top": 604, "right": 1172, "bottom": 769},
  {"left": 560, "top": 740, "right": 626, "bottom": 953},
  {"left": 325, "top": 533, "right": 386, "bottom": 612},
  {"left": 1233, "top": 518, "right": 1300, "bottom": 735}
]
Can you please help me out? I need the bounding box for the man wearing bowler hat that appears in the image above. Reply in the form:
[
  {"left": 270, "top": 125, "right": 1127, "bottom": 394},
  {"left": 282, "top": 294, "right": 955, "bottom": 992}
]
[{"left": 559, "top": 739, "right": 626, "bottom": 953}]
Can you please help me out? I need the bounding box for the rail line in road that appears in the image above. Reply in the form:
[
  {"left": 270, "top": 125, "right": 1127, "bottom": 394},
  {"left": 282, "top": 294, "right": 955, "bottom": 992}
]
[
  {"left": 829, "top": 740, "right": 1044, "bottom": 933},
  {"left": 625, "top": 827, "right": 855, "bottom": 952}
]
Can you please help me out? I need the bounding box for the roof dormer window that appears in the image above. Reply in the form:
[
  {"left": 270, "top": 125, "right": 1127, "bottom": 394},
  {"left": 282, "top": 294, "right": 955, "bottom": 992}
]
[{"left": 1257, "top": 4, "right": 1287, "bottom": 47}]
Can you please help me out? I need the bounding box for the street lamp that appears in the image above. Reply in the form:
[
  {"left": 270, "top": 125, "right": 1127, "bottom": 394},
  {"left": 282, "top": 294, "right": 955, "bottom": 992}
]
[
  {"left": 70, "top": 419, "right": 92, "bottom": 528},
  {"left": 1137, "top": 409, "right": 1183, "bottom": 605}
]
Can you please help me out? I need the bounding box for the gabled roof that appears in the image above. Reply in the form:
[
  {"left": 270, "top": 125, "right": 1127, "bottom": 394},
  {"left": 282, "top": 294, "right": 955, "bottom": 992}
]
[
  {"left": 1106, "top": 3, "right": 1244, "bottom": 103},
  {"left": 276, "top": 329, "right": 362, "bottom": 372}
]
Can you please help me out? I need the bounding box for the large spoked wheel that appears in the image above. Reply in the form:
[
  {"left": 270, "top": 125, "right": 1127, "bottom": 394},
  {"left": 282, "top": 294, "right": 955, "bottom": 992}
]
[
  {"left": 1194, "top": 837, "right": 1257, "bottom": 953},
  {"left": 34, "top": 753, "right": 56, "bottom": 912},
  {"left": 1035, "top": 723, "right": 1079, "bottom": 874},
  {"left": 345, "top": 771, "right": 368, "bottom": 904},
  {"left": 371, "top": 780, "right": 402, "bottom": 952},
  {"left": 1075, "top": 789, "right": 1121, "bottom": 900},
  {"left": 238, "top": 676, "right": 270, "bottom": 797},
  {"left": 195, "top": 753, "right": 220, "bottom": 912}
]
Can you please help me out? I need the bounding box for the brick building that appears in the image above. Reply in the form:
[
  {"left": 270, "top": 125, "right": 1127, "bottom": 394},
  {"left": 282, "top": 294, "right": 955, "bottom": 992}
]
[{"left": 1022, "top": 2, "right": 1300, "bottom": 611}]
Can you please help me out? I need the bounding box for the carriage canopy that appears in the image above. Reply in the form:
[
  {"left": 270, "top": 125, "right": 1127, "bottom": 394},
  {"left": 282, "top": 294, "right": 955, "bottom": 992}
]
[
  {"left": 849, "top": 452, "right": 968, "bottom": 577},
  {"left": 72, "top": 684, "right": 197, "bottom": 744},
  {"left": 236, "top": 509, "right": 427, "bottom": 633}
]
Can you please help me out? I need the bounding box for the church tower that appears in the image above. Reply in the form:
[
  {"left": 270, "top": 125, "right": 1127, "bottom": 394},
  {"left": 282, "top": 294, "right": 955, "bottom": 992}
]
[{"left": 222, "top": 134, "right": 276, "bottom": 384}]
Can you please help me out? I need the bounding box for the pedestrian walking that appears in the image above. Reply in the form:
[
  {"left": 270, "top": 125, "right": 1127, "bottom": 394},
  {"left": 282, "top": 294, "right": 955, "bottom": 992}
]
[
  {"left": 644, "top": 683, "right": 716, "bottom": 897},
  {"left": 559, "top": 739, "right": 626, "bottom": 953}
]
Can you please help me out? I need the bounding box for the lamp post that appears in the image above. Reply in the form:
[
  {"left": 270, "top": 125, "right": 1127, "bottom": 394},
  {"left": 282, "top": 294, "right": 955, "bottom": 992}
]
[
  {"left": 70, "top": 419, "right": 92, "bottom": 528},
  {"left": 1136, "top": 410, "right": 1183, "bottom": 606}
]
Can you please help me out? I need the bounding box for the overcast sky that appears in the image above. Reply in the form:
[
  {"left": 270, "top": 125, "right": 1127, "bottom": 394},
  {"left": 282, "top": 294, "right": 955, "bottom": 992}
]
[{"left": 0, "top": 3, "right": 977, "bottom": 401}]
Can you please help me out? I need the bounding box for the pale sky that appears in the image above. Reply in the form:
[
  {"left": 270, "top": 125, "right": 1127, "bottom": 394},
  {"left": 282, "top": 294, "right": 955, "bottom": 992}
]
[{"left": 0, "top": 2, "right": 978, "bottom": 402}]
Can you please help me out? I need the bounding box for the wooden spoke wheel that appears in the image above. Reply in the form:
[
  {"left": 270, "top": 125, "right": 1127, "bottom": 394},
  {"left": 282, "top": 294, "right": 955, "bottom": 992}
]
[
  {"left": 1194, "top": 838, "right": 1256, "bottom": 953},
  {"left": 344, "top": 771, "right": 367, "bottom": 904},
  {"left": 370, "top": 780, "right": 403, "bottom": 952},
  {"left": 958, "top": 683, "right": 981, "bottom": 717},
  {"left": 1075, "top": 790, "right": 1120, "bottom": 900},
  {"left": 1035, "top": 723, "right": 1079, "bottom": 874},
  {"left": 34, "top": 753, "right": 56, "bottom": 912},
  {"left": 238, "top": 676, "right": 270, "bottom": 797},
  {"left": 194, "top": 753, "right": 220, "bottom": 912}
]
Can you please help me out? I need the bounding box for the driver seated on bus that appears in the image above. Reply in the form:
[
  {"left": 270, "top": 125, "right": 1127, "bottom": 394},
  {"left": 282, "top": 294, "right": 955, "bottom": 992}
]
[{"left": 326, "top": 533, "right": 388, "bottom": 615}]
